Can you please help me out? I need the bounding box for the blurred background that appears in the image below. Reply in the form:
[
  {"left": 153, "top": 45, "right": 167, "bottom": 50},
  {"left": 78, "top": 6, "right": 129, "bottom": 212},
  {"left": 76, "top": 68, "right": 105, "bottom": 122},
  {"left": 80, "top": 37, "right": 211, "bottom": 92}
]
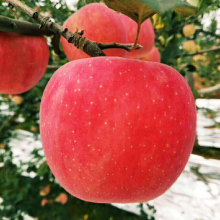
[{"left": 0, "top": 0, "right": 220, "bottom": 219}]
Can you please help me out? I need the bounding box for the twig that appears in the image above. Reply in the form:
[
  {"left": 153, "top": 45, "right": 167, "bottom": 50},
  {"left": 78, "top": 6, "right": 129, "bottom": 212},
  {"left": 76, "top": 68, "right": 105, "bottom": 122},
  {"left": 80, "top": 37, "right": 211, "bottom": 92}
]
[
  {"left": 4, "top": 0, "right": 141, "bottom": 57},
  {"left": 0, "top": 15, "right": 53, "bottom": 36},
  {"left": 181, "top": 47, "right": 220, "bottom": 57},
  {"left": 98, "top": 42, "right": 142, "bottom": 51},
  {"left": 196, "top": 29, "right": 220, "bottom": 39},
  {"left": 198, "top": 84, "right": 220, "bottom": 95}
]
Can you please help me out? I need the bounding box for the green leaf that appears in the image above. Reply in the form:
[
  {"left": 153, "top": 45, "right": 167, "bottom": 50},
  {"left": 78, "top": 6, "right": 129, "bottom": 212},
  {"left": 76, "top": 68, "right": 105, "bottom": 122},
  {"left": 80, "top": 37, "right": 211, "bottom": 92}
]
[
  {"left": 103, "top": 0, "right": 197, "bottom": 23},
  {"left": 174, "top": 2, "right": 198, "bottom": 17}
]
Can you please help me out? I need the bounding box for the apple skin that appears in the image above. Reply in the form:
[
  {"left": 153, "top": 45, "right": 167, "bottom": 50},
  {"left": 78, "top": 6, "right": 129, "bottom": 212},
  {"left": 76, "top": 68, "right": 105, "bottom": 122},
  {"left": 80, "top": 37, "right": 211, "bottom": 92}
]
[
  {"left": 40, "top": 57, "right": 196, "bottom": 203},
  {"left": 60, "top": 3, "right": 128, "bottom": 61},
  {"left": 0, "top": 32, "right": 49, "bottom": 94},
  {"left": 140, "top": 47, "right": 161, "bottom": 62},
  {"left": 118, "top": 13, "right": 155, "bottom": 59}
]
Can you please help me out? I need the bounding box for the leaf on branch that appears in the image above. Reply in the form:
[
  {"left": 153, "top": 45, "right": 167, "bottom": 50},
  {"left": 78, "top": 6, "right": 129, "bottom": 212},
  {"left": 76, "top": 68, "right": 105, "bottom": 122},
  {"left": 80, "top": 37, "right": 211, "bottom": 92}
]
[{"left": 103, "top": 0, "right": 197, "bottom": 23}]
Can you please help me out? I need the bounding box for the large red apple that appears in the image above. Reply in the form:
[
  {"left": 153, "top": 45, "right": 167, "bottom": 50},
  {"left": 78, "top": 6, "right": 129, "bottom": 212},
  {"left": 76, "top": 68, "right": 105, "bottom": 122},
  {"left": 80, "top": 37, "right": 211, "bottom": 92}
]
[
  {"left": 118, "top": 13, "right": 155, "bottom": 59},
  {"left": 40, "top": 57, "right": 196, "bottom": 203},
  {"left": 140, "top": 47, "right": 161, "bottom": 62},
  {"left": 60, "top": 3, "right": 128, "bottom": 61},
  {"left": 0, "top": 32, "right": 49, "bottom": 94}
]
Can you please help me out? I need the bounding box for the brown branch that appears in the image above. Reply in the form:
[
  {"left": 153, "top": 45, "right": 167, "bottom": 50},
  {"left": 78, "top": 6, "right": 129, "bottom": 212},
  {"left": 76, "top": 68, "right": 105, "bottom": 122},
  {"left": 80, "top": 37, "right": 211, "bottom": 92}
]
[
  {"left": 4, "top": 0, "right": 141, "bottom": 57},
  {"left": 182, "top": 47, "right": 220, "bottom": 57},
  {"left": 196, "top": 29, "right": 220, "bottom": 39},
  {"left": 0, "top": 15, "right": 53, "bottom": 36},
  {"left": 198, "top": 84, "right": 220, "bottom": 95},
  {"left": 98, "top": 42, "right": 142, "bottom": 51},
  {"left": 192, "top": 146, "right": 220, "bottom": 160}
]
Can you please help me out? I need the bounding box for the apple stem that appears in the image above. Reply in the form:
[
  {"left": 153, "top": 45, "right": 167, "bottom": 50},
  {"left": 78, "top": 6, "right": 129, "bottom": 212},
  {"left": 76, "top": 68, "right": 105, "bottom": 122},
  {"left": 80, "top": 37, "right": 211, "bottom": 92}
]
[{"left": 3, "top": 0, "right": 142, "bottom": 57}]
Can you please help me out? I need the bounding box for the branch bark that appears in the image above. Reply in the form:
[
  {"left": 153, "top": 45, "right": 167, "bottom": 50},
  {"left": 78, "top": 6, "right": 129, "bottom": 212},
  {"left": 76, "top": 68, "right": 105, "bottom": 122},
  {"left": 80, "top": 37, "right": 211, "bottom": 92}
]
[
  {"left": 196, "top": 29, "right": 220, "bottom": 39},
  {"left": 3, "top": 0, "right": 141, "bottom": 57},
  {"left": 198, "top": 84, "right": 220, "bottom": 95},
  {"left": 0, "top": 15, "right": 53, "bottom": 36},
  {"left": 182, "top": 47, "right": 220, "bottom": 57}
]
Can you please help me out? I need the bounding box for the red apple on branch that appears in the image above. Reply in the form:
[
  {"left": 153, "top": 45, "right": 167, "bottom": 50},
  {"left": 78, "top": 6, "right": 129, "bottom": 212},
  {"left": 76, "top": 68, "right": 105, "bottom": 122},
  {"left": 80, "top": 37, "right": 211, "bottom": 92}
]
[
  {"left": 0, "top": 32, "right": 49, "bottom": 94},
  {"left": 118, "top": 13, "right": 155, "bottom": 59},
  {"left": 140, "top": 47, "right": 161, "bottom": 62},
  {"left": 61, "top": 3, "right": 128, "bottom": 61},
  {"left": 40, "top": 57, "right": 196, "bottom": 203}
]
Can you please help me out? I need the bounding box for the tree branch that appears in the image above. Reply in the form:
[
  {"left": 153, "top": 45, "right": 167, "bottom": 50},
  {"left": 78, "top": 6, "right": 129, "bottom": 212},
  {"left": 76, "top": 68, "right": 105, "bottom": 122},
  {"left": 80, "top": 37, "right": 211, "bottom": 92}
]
[
  {"left": 198, "top": 84, "right": 220, "bottom": 95},
  {"left": 0, "top": 15, "right": 53, "bottom": 36},
  {"left": 4, "top": 0, "right": 141, "bottom": 57},
  {"left": 182, "top": 47, "right": 220, "bottom": 57},
  {"left": 98, "top": 42, "right": 142, "bottom": 51},
  {"left": 196, "top": 29, "right": 220, "bottom": 39}
]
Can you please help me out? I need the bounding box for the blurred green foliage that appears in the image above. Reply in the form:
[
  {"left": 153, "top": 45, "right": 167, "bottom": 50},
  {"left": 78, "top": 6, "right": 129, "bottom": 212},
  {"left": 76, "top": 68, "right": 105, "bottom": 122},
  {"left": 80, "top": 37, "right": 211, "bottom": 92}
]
[{"left": 0, "top": 0, "right": 220, "bottom": 219}]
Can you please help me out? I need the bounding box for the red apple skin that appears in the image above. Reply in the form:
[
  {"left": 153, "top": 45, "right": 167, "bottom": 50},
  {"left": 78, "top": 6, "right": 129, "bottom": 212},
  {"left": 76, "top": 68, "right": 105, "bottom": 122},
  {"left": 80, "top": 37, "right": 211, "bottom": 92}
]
[
  {"left": 140, "top": 47, "right": 161, "bottom": 62},
  {"left": 118, "top": 13, "right": 155, "bottom": 59},
  {"left": 0, "top": 32, "right": 49, "bottom": 94},
  {"left": 40, "top": 57, "right": 196, "bottom": 203},
  {"left": 60, "top": 3, "right": 128, "bottom": 61}
]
